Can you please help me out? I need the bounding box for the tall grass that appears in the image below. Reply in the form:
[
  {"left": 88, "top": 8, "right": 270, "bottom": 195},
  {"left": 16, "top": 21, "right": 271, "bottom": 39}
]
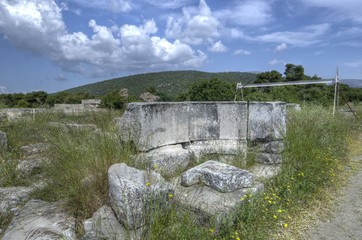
[{"left": 0, "top": 106, "right": 353, "bottom": 239}]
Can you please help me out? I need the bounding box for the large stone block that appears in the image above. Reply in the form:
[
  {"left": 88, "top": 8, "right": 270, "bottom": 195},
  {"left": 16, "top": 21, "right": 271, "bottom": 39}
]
[
  {"left": 134, "top": 144, "right": 192, "bottom": 178},
  {"left": 2, "top": 199, "right": 76, "bottom": 240},
  {"left": 248, "top": 102, "right": 286, "bottom": 141},
  {"left": 117, "top": 102, "right": 248, "bottom": 151},
  {"left": 187, "top": 140, "right": 247, "bottom": 159},
  {"left": 108, "top": 163, "right": 173, "bottom": 229},
  {"left": 181, "top": 160, "right": 253, "bottom": 193}
]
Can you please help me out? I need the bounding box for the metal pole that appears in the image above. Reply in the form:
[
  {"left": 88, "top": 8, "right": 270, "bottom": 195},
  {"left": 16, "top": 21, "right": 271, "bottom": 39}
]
[{"left": 333, "top": 68, "right": 340, "bottom": 117}]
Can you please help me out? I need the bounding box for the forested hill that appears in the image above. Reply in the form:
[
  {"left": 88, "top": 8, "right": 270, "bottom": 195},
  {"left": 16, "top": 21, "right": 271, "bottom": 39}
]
[{"left": 63, "top": 70, "right": 257, "bottom": 97}]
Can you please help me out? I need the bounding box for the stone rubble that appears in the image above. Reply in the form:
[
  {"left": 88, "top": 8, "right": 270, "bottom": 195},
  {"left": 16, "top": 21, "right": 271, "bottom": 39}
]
[{"left": 108, "top": 163, "right": 174, "bottom": 229}]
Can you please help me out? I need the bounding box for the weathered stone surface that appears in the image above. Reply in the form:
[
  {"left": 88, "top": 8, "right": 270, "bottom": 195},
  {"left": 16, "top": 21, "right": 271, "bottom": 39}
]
[
  {"left": 174, "top": 177, "right": 263, "bottom": 218},
  {"left": 16, "top": 157, "right": 48, "bottom": 177},
  {"left": 82, "top": 205, "right": 141, "bottom": 240},
  {"left": 187, "top": 140, "right": 247, "bottom": 159},
  {"left": 248, "top": 102, "right": 286, "bottom": 141},
  {"left": 118, "top": 102, "right": 248, "bottom": 151},
  {"left": 0, "top": 186, "right": 34, "bottom": 215},
  {"left": 0, "top": 131, "right": 7, "bottom": 150},
  {"left": 108, "top": 163, "right": 174, "bottom": 229},
  {"left": 2, "top": 199, "right": 76, "bottom": 240},
  {"left": 256, "top": 153, "right": 282, "bottom": 164},
  {"left": 181, "top": 160, "right": 254, "bottom": 193},
  {"left": 254, "top": 141, "right": 285, "bottom": 154},
  {"left": 134, "top": 144, "right": 191, "bottom": 177},
  {"left": 287, "top": 103, "right": 301, "bottom": 111},
  {"left": 139, "top": 92, "right": 160, "bottom": 102},
  {"left": 249, "top": 164, "right": 281, "bottom": 179},
  {"left": 20, "top": 143, "right": 50, "bottom": 156}
]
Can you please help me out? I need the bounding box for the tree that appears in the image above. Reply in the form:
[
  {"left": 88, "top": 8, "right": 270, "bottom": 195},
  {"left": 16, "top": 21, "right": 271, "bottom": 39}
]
[
  {"left": 284, "top": 63, "right": 305, "bottom": 81},
  {"left": 255, "top": 70, "right": 283, "bottom": 83},
  {"left": 101, "top": 90, "right": 126, "bottom": 109},
  {"left": 187, "top": 78, "right": 235, "bottom": 101}
]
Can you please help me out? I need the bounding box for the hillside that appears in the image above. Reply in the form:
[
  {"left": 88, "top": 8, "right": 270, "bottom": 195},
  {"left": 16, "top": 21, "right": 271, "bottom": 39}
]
[{"left": 63, "top": 70, "right": 257, "bottom": 97}]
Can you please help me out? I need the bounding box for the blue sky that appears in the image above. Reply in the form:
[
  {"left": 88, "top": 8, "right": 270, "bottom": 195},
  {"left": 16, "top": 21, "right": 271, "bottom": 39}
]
[{"left": 1, "top": 0, "right": 362, "bottom": 93}]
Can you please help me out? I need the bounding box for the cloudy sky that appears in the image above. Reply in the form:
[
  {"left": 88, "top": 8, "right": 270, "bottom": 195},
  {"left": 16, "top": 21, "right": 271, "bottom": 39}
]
[{"left": 1, "top": 0, "right": 362, "bottom": 93}]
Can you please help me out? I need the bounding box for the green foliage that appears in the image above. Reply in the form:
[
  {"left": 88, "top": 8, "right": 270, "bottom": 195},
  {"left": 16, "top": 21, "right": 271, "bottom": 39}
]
[
  {"left": 100, "top": 90, "right": 126, "bottom": 109},
  {"left": 185, "top": 78, "right": 236, "bottom": 101},
  {"left": 255, "top": 70, "right": 283, "bottom": 83},
  {"left": 63, "top": 70, "right": 256, "bottom": 98},
  {"left": 284, "top": 63, "right": 305, "bottom": 81}
]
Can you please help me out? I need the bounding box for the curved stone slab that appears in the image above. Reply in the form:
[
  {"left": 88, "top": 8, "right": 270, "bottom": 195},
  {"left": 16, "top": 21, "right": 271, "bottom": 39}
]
[
  {"left": 2, "top": 199, "right": 75, "bottom": 240},
  {"left": 181, "top": 160, "right": 254, "bottom": 193}
]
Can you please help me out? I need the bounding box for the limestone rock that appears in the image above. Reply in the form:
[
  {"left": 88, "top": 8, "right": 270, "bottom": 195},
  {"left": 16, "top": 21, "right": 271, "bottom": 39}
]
[
  {"left": 248, "top": 102, "right": 286, "bottom": 141},
  {"left": 20, "top": 143, "right": 50, "bottom": 156},
  {"left": 254, "top": 141, "right": 285, "bottom": 154},
  {"left": 108, "top": 163, "right": 174, "bottom": 229},
  {"left": 181, "top": 160, "right": 254, "bottom": 193},
  {"left": 16, "top": 157, "right": 48, "bottom": 177},
  {"left": 119, "top": 88, "right": 129, "bottom": 99},
  {"left": 0, "top": 186, "right": 34, "bottom": 215},
  {"left": 134, "top": 144, "right": 191, "bottom": 177},
  {"left": 0, "top": 131, "right": 7, "bottom": 150},
  {"left": 174, "top": 177, "right": 263, "bottom": 218},
  {"left": 2, "top": 199, "right": 76, "bottom": 240},
  {"left": 249, "top": 164, "right": 281, "bottom": 180},
  {"left": 256, "top": 153, "right": 282, "bottom": 164},
  {"left": 139, "top": 92, "right": 160, "bottom": 102},
  {"left": 187, "top": 140, "right": 247, "bottom": 159},
  {"left": 82, "top": 205, "right": 141, "bottom": 240},
  {"left": 117, "top": 102, "right": 248, "bottom": 152}
]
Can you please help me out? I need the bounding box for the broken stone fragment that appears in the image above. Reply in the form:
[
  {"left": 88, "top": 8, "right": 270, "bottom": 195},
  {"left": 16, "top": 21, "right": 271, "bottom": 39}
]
[
  {"left": 2, "top": 199, "right": 76, "bottom": 240},
  {"left": 181, "top": 160, "right": 254, "bottom": 193},
  {"left": 108, "top": 163, "right": 174, "bottom": 229},
  {"left": 134, "top": 144, "right": 192, "bottom": 178}
]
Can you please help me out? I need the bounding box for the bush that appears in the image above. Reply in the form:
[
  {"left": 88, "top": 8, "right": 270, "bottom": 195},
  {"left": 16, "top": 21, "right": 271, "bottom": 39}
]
[{"left": 187, "top": 78, "right": 235, "bottom": 101}]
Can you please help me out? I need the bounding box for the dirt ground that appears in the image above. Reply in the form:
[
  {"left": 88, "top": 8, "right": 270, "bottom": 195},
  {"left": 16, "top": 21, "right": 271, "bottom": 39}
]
[{"left": 302, "top": 133, "right": 362, "bottom": 240}]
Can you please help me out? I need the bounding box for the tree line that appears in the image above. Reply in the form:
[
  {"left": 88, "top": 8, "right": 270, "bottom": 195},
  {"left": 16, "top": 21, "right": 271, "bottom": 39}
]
[{"left": 1, "top": 64, "right": 361, "bottom": 109}]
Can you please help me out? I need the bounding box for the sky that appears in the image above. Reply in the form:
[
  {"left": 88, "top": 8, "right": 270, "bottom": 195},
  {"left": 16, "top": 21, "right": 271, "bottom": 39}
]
[{"left": 0, "top": 0, "right": 362, "bottom": 93}]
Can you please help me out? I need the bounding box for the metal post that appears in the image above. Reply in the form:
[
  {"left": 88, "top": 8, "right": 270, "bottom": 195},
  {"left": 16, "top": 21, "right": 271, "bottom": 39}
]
[{"left": 333, "top": 68, "right": 340, "bottom": 117}]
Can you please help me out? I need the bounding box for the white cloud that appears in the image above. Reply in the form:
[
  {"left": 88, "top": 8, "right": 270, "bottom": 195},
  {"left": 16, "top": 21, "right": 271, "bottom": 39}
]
[
  {"left": 233, "top": 49, "right": 251, "bottom": 55},
  {"left": 216, "top": 0, "right": 272, "bottom": 27},
  {"left": 145, "top": 0, "right": 192, "bottom": 9},
  {"left": 209, "top": 41, "right": 227, "bottom": 52},
  {"left": 0, "top": 86, "right": 7, "bottom": 93},
  {"left": 268, "top": 58, "right": 285, "bottom": 66},
  {"left": 256, "top": 23, "right": 331, "bottom": 46},
  {"left": 68, "top": 0, "right": 131, "bottom": 13},
  {"left": 0, "top": 0, "right": 206, "bottom": 77},
  {"left": 299, "top": 0, "right": 362, "bottom": 23},
  {"left": 343, "top": 60, "right": 362, "bottom": 68},
  {"left": 275, "top": 42, "right": 287, "bottom": 52},
  {"left": 165, "top": 0, "right": 220, "bottom": 45}
]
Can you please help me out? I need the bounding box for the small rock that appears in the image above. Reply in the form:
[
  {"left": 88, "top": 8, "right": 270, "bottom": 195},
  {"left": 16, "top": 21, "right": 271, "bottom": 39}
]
[
  {"left": 0, "top": 186, "right": 34, "bottom": 215},
  {"left": 139, "top": 92, "right": 160, "bottom": 102},
  {"left": 16, "top": 157, "right": 48, "bottom": 177},
  {"left": 20, "top": 143, "right": 50, "bottom": 156},
  {"left": 181, "top": 160, "right": 254, "bottom": 193},
  {"left": 82, "top": 205, "right": 140, "bottom": 240}
]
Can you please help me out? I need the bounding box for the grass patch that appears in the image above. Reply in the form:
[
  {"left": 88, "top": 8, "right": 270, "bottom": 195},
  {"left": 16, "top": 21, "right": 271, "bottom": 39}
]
[{"left": 0, "top": 105, "right": 354, "bottom": 239}]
